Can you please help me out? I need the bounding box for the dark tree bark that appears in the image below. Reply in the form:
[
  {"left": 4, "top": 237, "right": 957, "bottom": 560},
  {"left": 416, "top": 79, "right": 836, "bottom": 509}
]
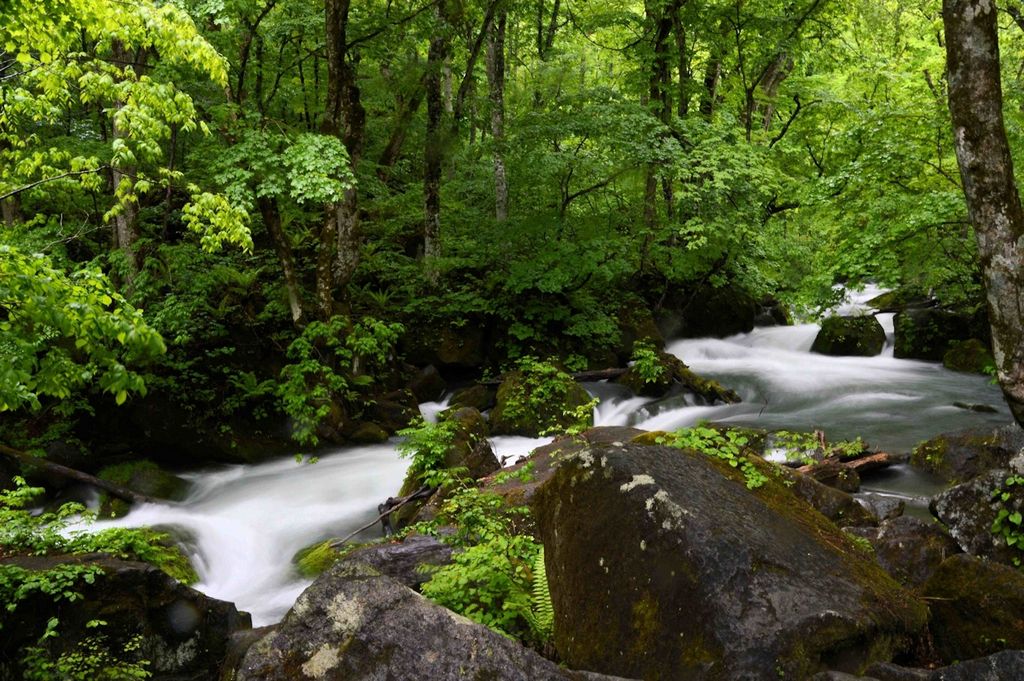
[
  {"left": 322, "top": 0, "right": 365, "bottom": 316},
  {"left": 943, "top": 0, "right": 1024, "bottom": 425},
  {"left": 110, "top": 41, "right": 146, "bottom": 282},
  {"left": 424, "top": 5, "right": 451, "bottom": 266},
  {"left": 671, "top": 0, "right": 691, "bottom": 117},
  {"left": 487, "top": 8, "right": 508, "bottom": 221},
  {"left": 258, "top": 196, "right": 304, "bottom": 325}
]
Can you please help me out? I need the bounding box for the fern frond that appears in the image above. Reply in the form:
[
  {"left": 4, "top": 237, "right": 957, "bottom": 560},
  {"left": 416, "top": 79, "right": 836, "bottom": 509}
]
[{"left": 528, "top": 546, "right": 554, "bottom": 641}]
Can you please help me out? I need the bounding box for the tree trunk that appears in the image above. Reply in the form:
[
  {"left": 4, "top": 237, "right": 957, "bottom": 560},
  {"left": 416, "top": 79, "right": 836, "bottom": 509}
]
[
  {"left": 487, "top": 9, "right": 508, "bottom": 222},
  {"left": 424, "top": 7, "right": 450, "bottom": 267},
  {"left": 258, "top": 196, "right": 304, "bottom": 325},
  {"left": 322, "top": 0, "right": 364, "bottom": 313},
  {"left": 110, "top": 43, "right": 143, "bottom": 281},
  {"left": 943, "top": 0, "right": 1024, "bottom": 426},
  {"left": 672, "top": 0, "right": 691, "bottom": 117}
]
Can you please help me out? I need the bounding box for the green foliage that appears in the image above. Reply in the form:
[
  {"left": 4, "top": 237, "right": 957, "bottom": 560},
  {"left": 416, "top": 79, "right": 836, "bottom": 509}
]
[
  {"left": 524, "top": 546, "right": 554, "bottom": 642},
  {"left": 396, "top": 417, "right": 461, "bottom": 488},
  {"left": 629, "top": 340, "right": 667, "bottom": 386},
  {"left": 22, "top": 629, "right": 150, "bottom": 681},
  {"left": 0, "top": 246, "right": 166, "bottom": 412},
  {"left": 991, "top": 475, "right": 1024, "bottom": 567},
  {"left": 0, "top": 478, "right": 196, "bottom": 584},
  {"left": 662, "top": 424, "right": 769, "bottom": 489},
  {"left": 499, "top": 357, "right": 591, "bottom": 435},
  {"left": 416, "top": 485, "right": 549, "bottom": 644},
  {"left": 293, "top": 540, "right": 342, "bottom": 578},
  {"left": 276, "top": 315, "right": 403, "bottom": 445}
]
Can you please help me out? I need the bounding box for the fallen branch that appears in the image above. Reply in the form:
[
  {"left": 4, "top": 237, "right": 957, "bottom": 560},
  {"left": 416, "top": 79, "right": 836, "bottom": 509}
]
[
  {"left": 796, "top": 452, "right": 894, "bottom": 477},
  {"left": 0, "top": 443, "right": 158, "bottom": 505},
  {"left": 329, "top": 485, "right": 435, "bottom": 549}
]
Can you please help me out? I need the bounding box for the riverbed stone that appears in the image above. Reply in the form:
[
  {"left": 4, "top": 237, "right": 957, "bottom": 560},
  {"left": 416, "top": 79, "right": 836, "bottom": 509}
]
[
  {"left": 811, "top": 315, "right": 887, "bottom": 357},
  {"left": 448, "top": 383, "right": 496, "bottom": 412},
  {"left": 930, "top": 468, "right": 1024, "bottom": 564},
  {"left": 533, "top": 441, "right": 928, "bottom": 681},
  {"left": 893, "top": 308, "right": 985, "bottom": 361},
  {"left": 0, "top": 554, "right": 249, "bottom": 681},
  {"left": 655, "top": 284, "right": 760, "bottom": 339},
  {"left": 844, "top": 516, "right": 960, "bottom": 588},
  {"left": 942, "top": 338, "right": 994, "bottom": 374},
  {"left": 922, "top": 554, "right": 1024, "bottom": 662},
  {"left": 910, "top": 426, "right": 1024, "bottom": 483},
  {"left": 235, "top": 562, "right": 632, "bottom": 681},
  {"left": 96, "top": 459, "right": 190, "bottom": 518}
]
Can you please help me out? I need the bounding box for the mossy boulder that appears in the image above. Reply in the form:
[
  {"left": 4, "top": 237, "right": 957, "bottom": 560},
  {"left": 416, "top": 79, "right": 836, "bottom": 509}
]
[
  {"left": 845, "top": 516, "right": 961, "bottom": 588},
  {"left": 811, "top": 316, "right": 886, "bottom": 357},
  {"left": 617, "top": 350, "right": 742, "bottom": 403},
  {"left": 533, "top": 441, "right": 928, "bottom": 681},
  {"left": 754, "top": 296, "right": 792, "bottom": 327},
  {"left": 615, "top": 302, "right": 664, "bottom": 364},
  {"left": 910, "top": 426, "right": 1024, "bottom": 483},
  {"left": 406, "top": 364, "right": 447, "bottom": 402},
  {"left": 364, "top": 389, "right": 420, "bottom": 434},
  {"left": 347, "top": 421, "right": 389, "bottom": 444},
  {"left": 930, "top": 469, "right": 1024, "bottom": 565},
  {"left": 448, "top": 383, "right": 496, "bottom": 412},
  {"left": 489, "top": 367, "right": 593, "bottom": 437},
  {"left": 235, "top": 562, "right": 629, "bottom": 681},
  {"left": 942, "top": 338, "right": 995, "bottom": 374},
  {"left": 922, "top": 555, "right": 1024, "bottom": 662},
  {"left": 97, "top": 460, "right": 190, "bottom": 518},
  {"left": 893, "top": 308, "right": 987, "bottom": 361},
  {"left": 777, "top": 466, "right": 876, "bottom": 527}
]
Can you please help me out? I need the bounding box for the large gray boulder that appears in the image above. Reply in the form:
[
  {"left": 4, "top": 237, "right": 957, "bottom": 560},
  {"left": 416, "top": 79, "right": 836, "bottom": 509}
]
[
  {"left": 845, "top": 516, "right": 961, "bottom": 588},
  {"left": 532, "top": 441, "right": 928, "bottom": 681},
  {"left": 236, "top": 562, "right": 630, "bottom": 681},
  {"left": 911, "top": 426, "right": 1024, "bottom": 483},
  {"left": 0, "top": 554, "right": 249, "bottom": 681}
]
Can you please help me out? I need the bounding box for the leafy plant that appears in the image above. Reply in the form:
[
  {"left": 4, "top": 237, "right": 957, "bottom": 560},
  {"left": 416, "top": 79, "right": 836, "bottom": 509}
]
[
  {"left": 630, "top": 340, "right": 667, "bottom": 386},
  {"left": 991, "top": 474, "right": 1024, "bottom": 567},
  {"left": 396, "top": 417, "right": 462, "bottom": 488},
  {"left": 661, "top": 424, "right": 769, "bottom": 489}
]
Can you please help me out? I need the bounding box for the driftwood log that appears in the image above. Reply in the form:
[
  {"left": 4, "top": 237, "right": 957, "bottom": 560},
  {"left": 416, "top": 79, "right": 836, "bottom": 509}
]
[
  {"left": 0, "top": 443, "right": 158, "bottom": 505},
  {"left": 329, "top": 485, "right": 435, "bottom": 549},
  {"left": 796, "top": 451, "right": 895, "bottom": 478}
]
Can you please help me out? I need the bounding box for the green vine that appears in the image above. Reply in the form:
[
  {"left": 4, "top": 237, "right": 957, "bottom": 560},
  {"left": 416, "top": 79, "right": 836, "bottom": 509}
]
[{"left": 991, "top": 474, "right": 1024, "bottom": 567}]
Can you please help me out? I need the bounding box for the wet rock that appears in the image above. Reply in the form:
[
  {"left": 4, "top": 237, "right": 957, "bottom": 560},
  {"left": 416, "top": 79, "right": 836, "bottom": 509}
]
[
  {"left": 910, "top": 426, "right": 1024, "bottom": 483},
  {"left": 0, "top": 554, "right": 249, "bottom": 681},
  {"left": 862, "top": 661, "right": 932, "bottom": 681},
  {"left": 845, "top": 516, "right": 960, "bottom": 587},
  {"left": 489, "top": 368, "right": 593, "bottom": 437},
  {"left": 894, "top": 308, "right": 987, "bottom": 361},
  {"left": 347, "top": 421, "right": 389, "bottom": 444},
  {"left": 337, "top": 535, "right": 453, "bottom": 590},
  {"left": 97, "top": 460, "right": 190, "bottom": 518},
  {"left": 922, "top": 555, "right": 1024, "bottom": 662},
  {"left": 804, "top": 459, "right": 862, "bottom": 493},
  {"left": 811, "top": 316, "right": 887, "bottom": 357},
  {"left": 778, "top": 466, "right": 877, "bottom": 527},
  {"left": 930, "top": 469, "right": 1024, "bottom": 564},
  {"left": 236, "top": 562, "right": 630, "bottom": 681},
  {"left": 406, "top": 364, "right": 447, "bottom": 403},
  {"left": 365, "top": 389, "right": 420, "bottom": 434},
  {"left": 929, "top": 650, "right": 1024, "bottom": 680},
  {"left": 857, "top": 493, "right": 906, "bottom": 522},
  {"left": 448, "top": 383, "right": 496, "bottom": 412},
  {"left": 533, "top": 441, "right": 928, "bottom": 681},
  {"left": 942, "top": 338, "right": 994, "bottom": 374},
  {"left": 754, "top": 297, "right": 792, "bottom": 327}
]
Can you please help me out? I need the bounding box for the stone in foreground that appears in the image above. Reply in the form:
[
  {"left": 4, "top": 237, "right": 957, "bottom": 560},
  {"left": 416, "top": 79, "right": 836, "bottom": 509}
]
[
  {"left": 533, "top": 442, "right": 928, "bottom": 681},
  {"left": 236, "top": 561, "right": 631, "bottom": 681}
]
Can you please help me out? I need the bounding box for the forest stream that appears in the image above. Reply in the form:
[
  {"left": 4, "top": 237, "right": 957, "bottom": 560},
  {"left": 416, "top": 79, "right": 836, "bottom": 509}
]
[{"left": 94, "top": 287, "right": 1013, "bottom": 626}]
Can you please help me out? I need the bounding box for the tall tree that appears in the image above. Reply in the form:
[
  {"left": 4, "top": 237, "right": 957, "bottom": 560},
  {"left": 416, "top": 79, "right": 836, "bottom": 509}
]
[{"left": 943, "top": 0, "right": 1024, "bottom": 425}]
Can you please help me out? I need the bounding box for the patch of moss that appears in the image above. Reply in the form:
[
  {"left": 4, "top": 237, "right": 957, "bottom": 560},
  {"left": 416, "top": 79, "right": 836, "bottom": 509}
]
[{"left": 293, "top": 539, "right": 344, "bottom": 578}]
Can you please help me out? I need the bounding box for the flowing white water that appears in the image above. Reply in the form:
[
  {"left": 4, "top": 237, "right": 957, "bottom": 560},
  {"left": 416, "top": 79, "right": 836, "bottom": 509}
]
[{"left": 95, "top": 284, "right": 1012, "bottom": 625}]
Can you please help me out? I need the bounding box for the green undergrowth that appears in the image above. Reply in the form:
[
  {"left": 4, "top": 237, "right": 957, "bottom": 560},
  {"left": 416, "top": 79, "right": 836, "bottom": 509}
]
[
  {"left": 991, "top": 474, "right": 1024, "bottom": 567},
  {"left": 657, "top": 424, "right": 770, "bottom": 489}
]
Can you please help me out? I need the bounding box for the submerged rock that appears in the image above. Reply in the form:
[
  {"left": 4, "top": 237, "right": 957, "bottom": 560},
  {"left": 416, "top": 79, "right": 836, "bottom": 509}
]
[
  {"left": 0, "top": 555, "right": 249, "bottom": 681},
  {"left": 96, "top": 459, "right": 190, "bottom": 518},
  {"left": 811, "top": 316, "right": 886, "bottom": 357},
  {"left": 922, "top": 554, "right": 1024, "bottom": 662},
  {"left": 533, "top": 441, "right": 928, "bottom": 680},
  {"left": 236, "top": 562, "right": 631, "bottom": 681},
  {"left": 942, "top": 338, "right": 994, "bottom": 374}
]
